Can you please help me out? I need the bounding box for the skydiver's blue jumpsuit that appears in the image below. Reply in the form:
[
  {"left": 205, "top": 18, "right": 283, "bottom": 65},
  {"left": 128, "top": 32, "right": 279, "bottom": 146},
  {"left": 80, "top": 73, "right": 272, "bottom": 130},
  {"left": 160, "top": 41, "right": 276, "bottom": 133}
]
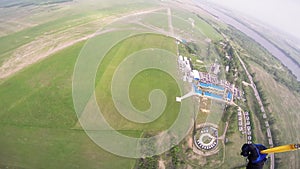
[{"left": 241, "top": 144, "right": 268, "bottom": 169}]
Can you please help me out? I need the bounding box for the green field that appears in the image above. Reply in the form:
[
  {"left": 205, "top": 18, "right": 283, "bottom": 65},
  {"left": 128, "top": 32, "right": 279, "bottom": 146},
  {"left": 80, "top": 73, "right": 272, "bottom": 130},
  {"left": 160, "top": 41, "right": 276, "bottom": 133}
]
[
  {"left": 172, "top": 9, "right": 222, "bottom": 41},
  {"left": 140, "top": 10, "right": 169, "bottom": 31},
  {"left": 3, "top": 0, "right": 298, "bottom": 168},
  {"left": 0, "top": 0, "right": 157, "bottom": 65},
  {"left": 0, "top": 42, "right": 139, "bottom": 169},
  {"left": 0, "top": 32, "right": 184, "bottom": 168},
  {"left": 94, "top": 33, "right": 181, "bottom": 131}
]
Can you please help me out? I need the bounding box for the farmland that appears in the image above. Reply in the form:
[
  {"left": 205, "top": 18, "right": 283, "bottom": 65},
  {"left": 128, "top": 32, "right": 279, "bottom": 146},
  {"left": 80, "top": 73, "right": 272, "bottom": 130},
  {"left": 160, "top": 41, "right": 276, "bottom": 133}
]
[{"left": 1, "top": 0, "right": 299, "bottom": 168}]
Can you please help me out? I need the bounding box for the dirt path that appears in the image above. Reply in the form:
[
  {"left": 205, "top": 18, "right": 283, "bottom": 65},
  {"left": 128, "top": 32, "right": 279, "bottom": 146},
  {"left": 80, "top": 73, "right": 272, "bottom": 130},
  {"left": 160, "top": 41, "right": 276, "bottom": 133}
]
[
  {"left": 0, "top": 33, "right": 94, "bottom": 79},
  {"left": 158, "top": 158, "right": 166, "bottom": 169},
  {"left": 167, "top": 8, "right": 174, "bottom": 36},
  {"left": 218, "top": 122, "right": 228, "bottom": 140}
]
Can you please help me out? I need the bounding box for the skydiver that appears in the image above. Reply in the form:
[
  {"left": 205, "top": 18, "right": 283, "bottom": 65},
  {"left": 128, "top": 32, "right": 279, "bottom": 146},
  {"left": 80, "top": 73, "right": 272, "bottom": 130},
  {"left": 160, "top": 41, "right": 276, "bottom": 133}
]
[{"left": 240, "top": 143, "right": 268, "bottom": 169}]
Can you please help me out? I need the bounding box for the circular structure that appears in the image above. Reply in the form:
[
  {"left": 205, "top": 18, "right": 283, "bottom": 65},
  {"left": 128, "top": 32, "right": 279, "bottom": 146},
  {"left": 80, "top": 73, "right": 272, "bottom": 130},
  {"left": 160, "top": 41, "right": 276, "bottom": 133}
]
[
  {"left": 199, "top": 133, "right": 215, "bottom": 146},
  {"left": 194, "top": 125, "right": 218, "bottom": 151}
]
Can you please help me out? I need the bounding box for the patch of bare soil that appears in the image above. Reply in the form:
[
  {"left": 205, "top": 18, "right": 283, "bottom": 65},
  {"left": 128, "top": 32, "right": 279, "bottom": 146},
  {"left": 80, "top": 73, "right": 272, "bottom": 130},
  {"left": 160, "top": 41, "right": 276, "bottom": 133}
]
[
  {"left": 0, "top": 8, "right": 162, "bottom": 79},
  {"left": 158, "top": 158, "right": 166, "bottom": 169}
]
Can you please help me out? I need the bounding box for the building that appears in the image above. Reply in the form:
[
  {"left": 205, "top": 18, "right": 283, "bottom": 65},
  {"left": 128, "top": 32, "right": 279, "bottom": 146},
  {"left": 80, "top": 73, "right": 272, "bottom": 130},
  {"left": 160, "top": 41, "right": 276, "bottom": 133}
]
[
  {"left": 211, "top": 63, "right": 220, "bottom": 75},
  {"left": 193, "top": 70, "right": 200, "bottom": 81}
]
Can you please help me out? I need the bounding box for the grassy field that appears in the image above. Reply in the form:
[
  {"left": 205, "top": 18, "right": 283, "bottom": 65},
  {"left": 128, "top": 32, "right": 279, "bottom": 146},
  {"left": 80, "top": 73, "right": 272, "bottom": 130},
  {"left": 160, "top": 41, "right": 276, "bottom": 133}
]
[
  {"left": 0, "top": 2, "right": 214, "bottom": 168},
  {"left": 129, "top": 69, "right": 179, "bottom": 112},
  {"left": 0, "top": 42, "right": 138, "bottom": 169},
  {"left": 140, "top": 9, "right": 169, "bottom": 31},
  {"left": 249, "top": 62, "right": 300, "bottom": 169},
  {"left": 221, "top": 132, "right": 247, "bottom": 168},
  {"left": 3, "top": 1, "right": 295, "bottom": 168},
  {"left": 94, "top": 33, "right": 181, "bottom": 132},
  {"left": 171, "top": 9, "right": 222, "bottom": 41},
  {"left": 0, "top": 13, "right": 183, "bottom": 168},
  {"left": 0, "top": 0, "right": 73, "bottom": 8},
  {"left": 0, "top": 0, "right": 157, "bottom": 69},
  {"left": 242, "top": 86, "right": 268, "bottom": 145}
]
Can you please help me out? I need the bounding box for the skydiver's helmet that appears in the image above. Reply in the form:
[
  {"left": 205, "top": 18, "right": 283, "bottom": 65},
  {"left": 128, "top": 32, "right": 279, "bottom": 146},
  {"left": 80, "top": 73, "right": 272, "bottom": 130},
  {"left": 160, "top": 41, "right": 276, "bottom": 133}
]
[{"left": 241, "top": 143, "right": 268, "bottom": 169}]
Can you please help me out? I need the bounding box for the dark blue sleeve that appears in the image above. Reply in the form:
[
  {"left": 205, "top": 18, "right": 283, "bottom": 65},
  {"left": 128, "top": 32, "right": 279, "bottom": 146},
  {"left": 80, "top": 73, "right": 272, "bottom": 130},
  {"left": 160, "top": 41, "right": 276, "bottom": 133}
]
[
  {"left": 252, "top": 144, "right": 267, "bottom": 164},
  {"left": 241, "top": 143, "right": 268, "bottom": 169}
]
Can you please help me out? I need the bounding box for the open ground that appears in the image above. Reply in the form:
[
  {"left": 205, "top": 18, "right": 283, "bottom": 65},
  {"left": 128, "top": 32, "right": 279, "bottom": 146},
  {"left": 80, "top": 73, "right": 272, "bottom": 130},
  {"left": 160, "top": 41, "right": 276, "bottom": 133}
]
[{"left": 1, "top": 0, "right": 299, "bottom": 169}]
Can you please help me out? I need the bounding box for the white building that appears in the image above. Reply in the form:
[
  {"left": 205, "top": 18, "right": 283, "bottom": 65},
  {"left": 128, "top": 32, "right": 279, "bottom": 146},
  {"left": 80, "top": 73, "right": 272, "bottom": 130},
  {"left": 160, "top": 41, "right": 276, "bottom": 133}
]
[
  {"left": 192, "top": 70, "right": 200, "bottom": 81},
  {"left": 178, "top": 55, "right": 183, "bottom": 63}
]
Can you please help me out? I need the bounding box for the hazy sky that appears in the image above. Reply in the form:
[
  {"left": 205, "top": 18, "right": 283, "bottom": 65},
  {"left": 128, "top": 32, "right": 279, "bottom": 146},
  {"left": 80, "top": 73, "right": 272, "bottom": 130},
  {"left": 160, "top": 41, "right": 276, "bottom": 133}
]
[{"left": 208, "top": 0, "right": 300, "bottom": 39}]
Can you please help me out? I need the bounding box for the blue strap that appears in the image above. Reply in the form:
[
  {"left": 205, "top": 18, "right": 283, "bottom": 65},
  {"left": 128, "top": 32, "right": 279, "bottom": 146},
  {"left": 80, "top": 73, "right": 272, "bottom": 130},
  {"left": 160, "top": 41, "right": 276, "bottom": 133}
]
[{"left": 253, "top": 144, "right": 267, "bottom": 163}]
